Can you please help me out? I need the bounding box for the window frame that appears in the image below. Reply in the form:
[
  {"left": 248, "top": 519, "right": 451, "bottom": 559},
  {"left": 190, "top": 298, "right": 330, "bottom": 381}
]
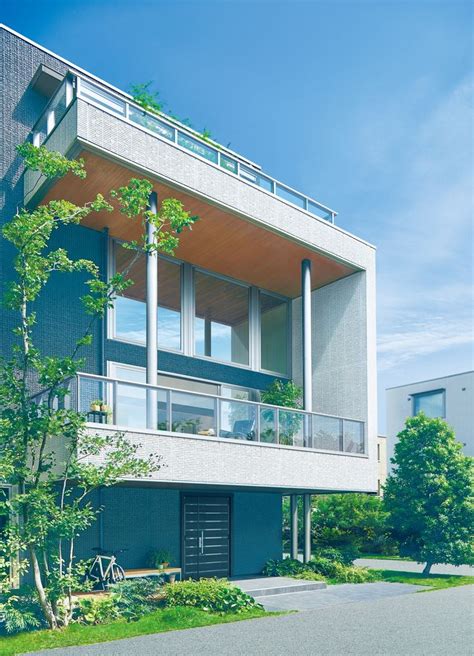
[
  {"left": 108, "top": 238, "right": 292, "bottom": 377},
  {"left": 412, "top": 388, "right": 446, "bottom": 418},
  {"left": 109, "top": 240, "right": 185, "bottom": 353},
  {"left": 192, "top": 266, "right": 252, "bottom": 370},
  {"left": 258, "top": 288, "right": 292, "bottom": 377}
]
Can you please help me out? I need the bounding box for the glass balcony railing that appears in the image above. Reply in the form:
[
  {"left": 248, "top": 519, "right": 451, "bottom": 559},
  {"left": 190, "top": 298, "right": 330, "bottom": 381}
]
[
  {"left": 30, "top": 73, "right": 337, "bottom": 224},
  {"left": 35, "top": 373, "right": 365, "bottom": 455}
]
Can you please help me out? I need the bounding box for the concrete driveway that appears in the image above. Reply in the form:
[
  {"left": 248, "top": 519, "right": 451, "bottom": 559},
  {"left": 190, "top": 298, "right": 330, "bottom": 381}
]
[{"left": 29, "top": 584, "right": 474, "bottom": 656}]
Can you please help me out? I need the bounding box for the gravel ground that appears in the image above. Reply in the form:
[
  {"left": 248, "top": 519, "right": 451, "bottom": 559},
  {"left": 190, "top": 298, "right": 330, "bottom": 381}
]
[{"left": 30, "top": 584, "right": 474, "bottom": 656}]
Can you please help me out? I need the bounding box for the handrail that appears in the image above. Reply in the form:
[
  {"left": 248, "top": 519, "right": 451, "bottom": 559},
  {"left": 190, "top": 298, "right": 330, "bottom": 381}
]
[
  {"left": 29, "top": 72, "right": 338, "bottom": 224},
  {"left": 73, "top": 372, "right": 365, "bottom": 455},
  {"left": 76, "top": 371, "right": 363, "bottom": 424}
]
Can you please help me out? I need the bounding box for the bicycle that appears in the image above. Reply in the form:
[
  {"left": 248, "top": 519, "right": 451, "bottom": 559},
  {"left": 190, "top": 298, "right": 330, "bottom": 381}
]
[{"left": 84, "top": 547, "right": 127, "bottom": 590}]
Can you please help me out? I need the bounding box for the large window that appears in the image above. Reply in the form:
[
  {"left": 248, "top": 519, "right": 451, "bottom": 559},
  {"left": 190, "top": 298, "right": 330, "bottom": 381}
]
[
  {"left": 111, "top": 241, "right": 291, "bottom": 374},
  {"left": 413, "top": 389, "right": 445, "bottom": 418},
  {"left": 114, "top": 245, "right": 182, "bottom": 350},
  {"left": 194, "top": 271, "right": 249, "bottom": 366},
  {"left": 260, "top": 292, "right": 288, "bottom": 374}
]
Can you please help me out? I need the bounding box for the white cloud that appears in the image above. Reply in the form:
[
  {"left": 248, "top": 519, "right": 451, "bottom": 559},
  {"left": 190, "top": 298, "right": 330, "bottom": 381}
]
[{"left": 372, "top": 75, "right": 474, "bottom": 372}]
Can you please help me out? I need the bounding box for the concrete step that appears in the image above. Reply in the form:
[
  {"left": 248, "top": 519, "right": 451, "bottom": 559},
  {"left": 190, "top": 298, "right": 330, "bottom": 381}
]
[{"left": 231, "top": 576, "right": 326, "bottom": 597}]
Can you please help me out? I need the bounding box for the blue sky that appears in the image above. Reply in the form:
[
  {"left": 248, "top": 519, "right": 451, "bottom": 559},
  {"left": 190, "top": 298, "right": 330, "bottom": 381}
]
[{"left": 2, "top": 0, "right": 473, "bottom": 431}]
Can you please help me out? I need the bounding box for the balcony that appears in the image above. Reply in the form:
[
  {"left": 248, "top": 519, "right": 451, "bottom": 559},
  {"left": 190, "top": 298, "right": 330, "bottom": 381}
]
[
  {"left": 34, "top": 372, "right": 371, "bottom": 493},
  {"left": 37, "top": 372, "right": 366, "bottom": 455},
  {"left": 29, "top": 73, "right": 337, "bottom": 223}
]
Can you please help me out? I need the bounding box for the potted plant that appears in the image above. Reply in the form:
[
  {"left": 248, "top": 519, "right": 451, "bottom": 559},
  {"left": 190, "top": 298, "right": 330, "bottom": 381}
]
[
  {"left": 148, "top": 549, "right": 173, "bottom": 570},
  {"left": 90, "top": 399, "right": 103, "bottom": 412}
]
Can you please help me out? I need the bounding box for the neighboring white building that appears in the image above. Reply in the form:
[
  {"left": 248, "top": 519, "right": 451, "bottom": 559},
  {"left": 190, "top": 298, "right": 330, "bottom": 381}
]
[{"left": 386, "top": 371, "right": 474, "bottom": 470}]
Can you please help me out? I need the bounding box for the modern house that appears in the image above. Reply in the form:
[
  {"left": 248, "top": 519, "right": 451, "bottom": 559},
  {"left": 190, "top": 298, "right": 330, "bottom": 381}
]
[
  {"left": 386, "top": 371, "right": 474, "bottom": 471},
  {"left": 1, "top": 25, "right": 378, "bottom": 579}
]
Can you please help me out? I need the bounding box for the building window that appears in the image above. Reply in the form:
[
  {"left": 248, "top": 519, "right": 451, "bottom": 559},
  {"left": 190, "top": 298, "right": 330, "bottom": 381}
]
[
  {"left": 194, "top": 270, "right": 249, "bottom": 366},
  {"left": 114, "top": 244, "right": 182, "bottom": 351},
  {"left": 260, "top": 292, "right": 288, "bottom": 375},
  {"left": 412, "top": 389, "right": 445, "bottom": 418}
]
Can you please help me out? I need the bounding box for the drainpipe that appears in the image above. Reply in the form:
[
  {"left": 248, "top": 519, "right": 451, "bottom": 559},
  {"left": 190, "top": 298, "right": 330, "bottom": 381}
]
[
  {"left": 302, "top": 259, "right": 312, "bottom": 562},
  {"left": 146, "top": 191, "right": 158, "bottom": 429}
]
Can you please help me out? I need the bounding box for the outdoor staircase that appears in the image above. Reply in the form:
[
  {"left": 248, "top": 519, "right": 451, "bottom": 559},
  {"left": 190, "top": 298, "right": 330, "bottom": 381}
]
[{"left": 231, "top": 576, "right": 326, "bottom": 598}]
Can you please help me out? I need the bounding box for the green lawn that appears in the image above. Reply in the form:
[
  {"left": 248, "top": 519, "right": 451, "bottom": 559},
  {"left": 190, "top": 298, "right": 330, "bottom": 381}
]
[
  {"left": 371, "top": 569, "right": 474, "bottom": 591},
  {"left": 0, "top": 607, "right": 273, "bottom": 656}
]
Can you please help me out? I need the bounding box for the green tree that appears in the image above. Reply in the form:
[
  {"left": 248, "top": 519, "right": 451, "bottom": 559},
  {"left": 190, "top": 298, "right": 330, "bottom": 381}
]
[
  {"left": 311, "top": 493, "right": 394, "bottom": 555},
  {"left": 384, "top": 413, "right": 473, "bottom": 574},
  {"left": 0, "top": 144, "right": 198, "bottom": 629}
]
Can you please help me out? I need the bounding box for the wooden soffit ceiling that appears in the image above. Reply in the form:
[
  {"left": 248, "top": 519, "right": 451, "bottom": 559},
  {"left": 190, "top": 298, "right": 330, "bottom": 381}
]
[{"left": 42, "top": 150, "right": 357, "bottom": 298}]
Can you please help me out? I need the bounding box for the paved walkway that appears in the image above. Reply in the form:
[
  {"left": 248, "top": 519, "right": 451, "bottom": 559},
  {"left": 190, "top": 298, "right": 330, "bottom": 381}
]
[
  {"left": 33, "top": 584, "right": 473, "bottom": 656},
  {"left": 355, "top": 558, "right": 474, "bottom": 576},
  {"left": 259, "top": 581, "right": 422, "bottom": 611}
]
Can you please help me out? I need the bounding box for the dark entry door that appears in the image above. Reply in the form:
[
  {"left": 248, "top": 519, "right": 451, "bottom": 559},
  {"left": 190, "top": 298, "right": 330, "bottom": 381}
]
[{"left": 183, "top": 495, "right": 231, "bottom": 578}]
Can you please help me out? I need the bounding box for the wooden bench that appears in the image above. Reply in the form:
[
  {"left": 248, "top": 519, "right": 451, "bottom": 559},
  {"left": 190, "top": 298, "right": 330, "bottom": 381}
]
[{"left": 124, "top": 567, "right": 182, "bottom": 582}]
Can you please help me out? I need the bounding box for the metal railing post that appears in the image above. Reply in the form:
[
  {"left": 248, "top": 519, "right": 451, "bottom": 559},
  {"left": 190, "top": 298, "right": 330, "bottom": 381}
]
[
  {"left": 113, "top": 380, "right": 119, "bottom": 425},
  {"left": 167, "top": 389, "right": 172, "bottom": 431},
  {"left": 215, "top": 397, "right": 220, "bottom": 437}
]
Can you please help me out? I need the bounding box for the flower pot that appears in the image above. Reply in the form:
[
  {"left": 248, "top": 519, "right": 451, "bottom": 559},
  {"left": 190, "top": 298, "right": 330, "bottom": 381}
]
[
  {"left": 91, "top": 404, "right": 100, "bottom": 412},
  {"left": 161, "top": 562, "right": 170, "bottom": 569},
  {"left": 157, "top": 564, "right": 164, "bottom": 570},
  {"left": 168, "top": 573, "right": 176, "bottom": 584}
]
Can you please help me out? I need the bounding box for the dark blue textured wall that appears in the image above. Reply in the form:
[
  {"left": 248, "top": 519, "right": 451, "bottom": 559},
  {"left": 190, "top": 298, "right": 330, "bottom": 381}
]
[
  {"left": 75, "top": 487, "right": 282, "bottom": 575},
  {"left": 232, "top": 492, "right": 282, "bottom": 575}
]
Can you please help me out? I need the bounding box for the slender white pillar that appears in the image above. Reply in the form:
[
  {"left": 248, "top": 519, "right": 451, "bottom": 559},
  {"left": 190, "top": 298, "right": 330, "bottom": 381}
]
[
  {"left": 146, "top": 191, "right": 158, "bottom": 429},
  {"left": 302, "top": 259, "right": 313, "bottom": 412},
  {"left": 303, "top": 493, "right": 312, "bottom": 562},
  {"left": 290, "top": 495, "right": 299, "bottom": 560}
]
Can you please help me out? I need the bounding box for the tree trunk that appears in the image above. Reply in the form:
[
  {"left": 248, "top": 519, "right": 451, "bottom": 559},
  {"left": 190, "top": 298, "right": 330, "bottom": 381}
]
[
  {"left": 422, "top": 561, "right": 433, "bottom": 575},
  {"left": 30, "top": 547, "right": 58, "bottom": 629}
]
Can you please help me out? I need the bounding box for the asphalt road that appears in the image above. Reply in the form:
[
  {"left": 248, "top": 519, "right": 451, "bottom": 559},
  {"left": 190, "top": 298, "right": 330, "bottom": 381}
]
[
  {"left": 355, "top": 558, "right": 474, "bottom": 576},
  {"left": 33, "top": 584, "right": 474, "bottom": 656}
]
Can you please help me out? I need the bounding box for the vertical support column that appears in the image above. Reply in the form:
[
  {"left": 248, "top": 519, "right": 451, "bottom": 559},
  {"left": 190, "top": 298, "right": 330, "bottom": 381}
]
[
  {"left": 146, "top": 191, "right": 158, "bottom": 429},
  {"left": 303, "top": 493, "right": 312, "bottom": 563},
  {"left": 290, "top": 495, "right": 299, "bottom": 560},
  {"left": 302, "top": 259, "right": 313, "bottom": 412}
]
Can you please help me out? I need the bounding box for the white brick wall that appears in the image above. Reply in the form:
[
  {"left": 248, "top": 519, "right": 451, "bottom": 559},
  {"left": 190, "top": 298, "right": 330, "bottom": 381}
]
[{"left": 84, "top": 426, "right": 375, "bottom": 493}]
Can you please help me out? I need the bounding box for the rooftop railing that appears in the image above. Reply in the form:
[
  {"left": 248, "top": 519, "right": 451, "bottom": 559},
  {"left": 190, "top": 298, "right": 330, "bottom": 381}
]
[
  {"left": 30, "top": 73, "right": 337, "bottom": 224},
  {"left": 34, "top": 373, "right": 365, "bottom": 456}
]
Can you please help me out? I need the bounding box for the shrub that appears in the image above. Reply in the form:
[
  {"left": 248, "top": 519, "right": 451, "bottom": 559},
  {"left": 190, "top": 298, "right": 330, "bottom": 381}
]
[
  {"left": 262, "top": 558, "right": 306, "bottom": 577},
  {"left": 307, "top": 557, "right": 340, "bottom": 578},
  {"left": 293, "top": 570, "right": 325, "bottom": 581},
  {"left": 312, "top": 493, "right": 397, "bottom": 555},
  {"left": 263, "top": 556, "right": 376, "bottom": 585},
  {"left": 73, "top": 596, "right": 121, "bottom": 625},
  {"left": 331, "top": 565, "right": 376, "bottom": 583},
  {"left": 0, "top": 589, "right": 46, "bottom": 635},
  {"left": 111, "top": 577, "right": 163, "bottom": 621},
  {"left": 164, "top": 578, "right": 262, "bottom": 614},
  {"left": 315, "top": 546, "right": 359, "bottom": 566}
]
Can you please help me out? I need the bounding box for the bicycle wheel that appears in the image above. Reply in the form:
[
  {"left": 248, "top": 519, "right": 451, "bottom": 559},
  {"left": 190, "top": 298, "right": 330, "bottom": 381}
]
[{"left": 110, "top": 563, "right": 125, "bottom": 585}]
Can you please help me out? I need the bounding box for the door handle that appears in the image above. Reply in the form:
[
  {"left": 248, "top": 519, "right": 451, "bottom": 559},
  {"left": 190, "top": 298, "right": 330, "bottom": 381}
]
[{"left": 200, "top": 530, "right": 204, "bottom": 554}]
